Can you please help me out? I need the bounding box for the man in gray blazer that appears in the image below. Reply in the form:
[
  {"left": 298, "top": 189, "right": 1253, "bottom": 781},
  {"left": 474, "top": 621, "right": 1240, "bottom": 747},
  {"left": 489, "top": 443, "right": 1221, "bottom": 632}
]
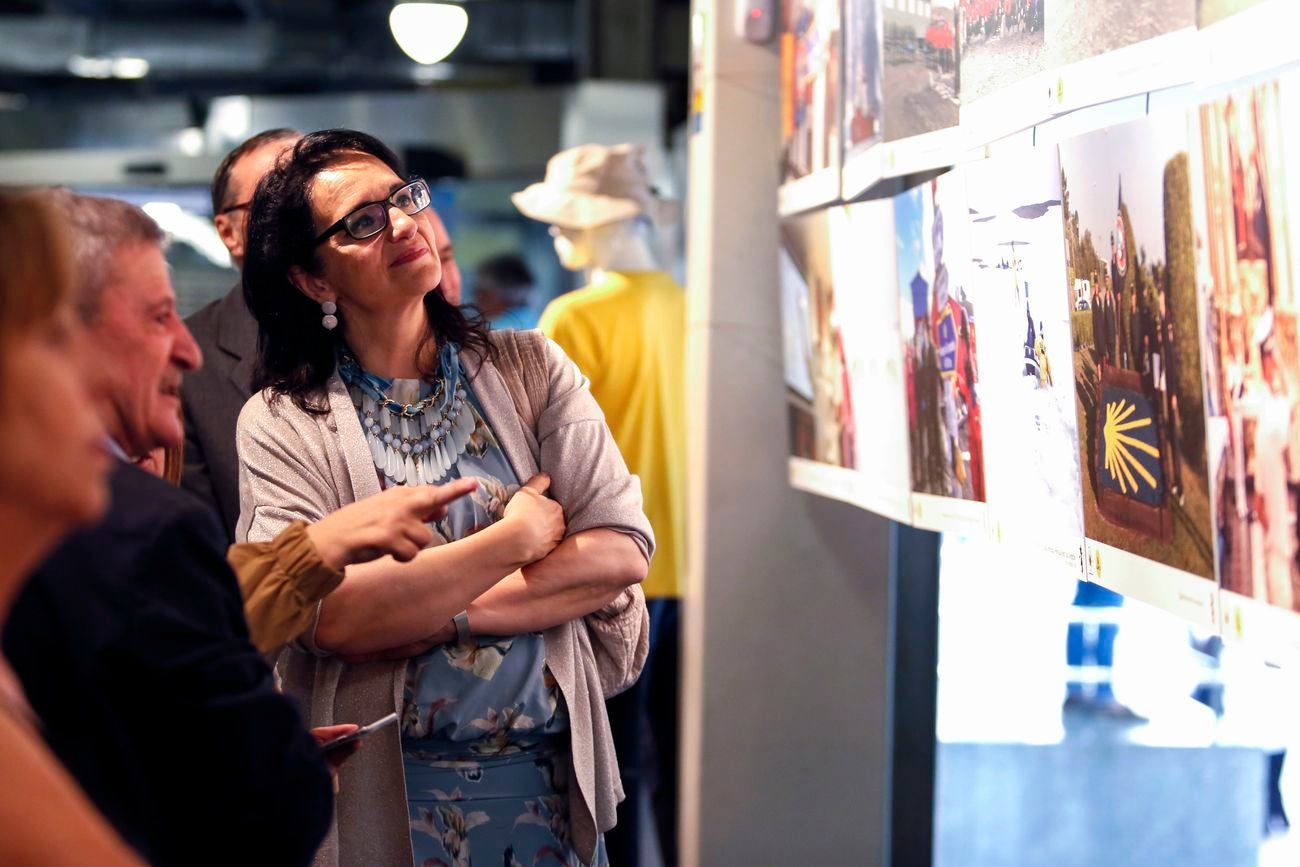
[
  {"left": 183, "top": 129, "right": 464, "bottom": 539},
  {"left": 182, "top": 128, "right": 300, "bottom": 540}
]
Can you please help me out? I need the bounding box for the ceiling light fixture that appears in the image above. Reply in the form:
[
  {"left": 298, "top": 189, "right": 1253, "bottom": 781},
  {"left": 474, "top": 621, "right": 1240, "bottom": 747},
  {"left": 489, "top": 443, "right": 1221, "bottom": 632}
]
[
  {"left": 389, "top": 3, "right": 469, "bottom": 65},
  {"left": 67, "top": 55, "right": 113, "bottom": 79},
  {"left": 111, "top": 57, "right": 150, "bottom": 80},
  {"left": 67, "top": 55, "right": 150, "bottom": 80}
]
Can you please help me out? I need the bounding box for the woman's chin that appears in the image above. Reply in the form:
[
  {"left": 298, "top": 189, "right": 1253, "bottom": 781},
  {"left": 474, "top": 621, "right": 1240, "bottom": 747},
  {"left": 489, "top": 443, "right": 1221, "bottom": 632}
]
[{"left": 404, "top": 267, "right": 442, "bottom": 298}]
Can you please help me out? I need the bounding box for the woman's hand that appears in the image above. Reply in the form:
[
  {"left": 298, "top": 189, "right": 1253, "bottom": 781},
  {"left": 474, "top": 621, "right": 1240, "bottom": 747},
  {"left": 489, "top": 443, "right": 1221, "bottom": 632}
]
[
  {"left": 312, "top": 477, "right": 557, "bottom": 657},
  {"left": 306, "top": 478, "right": 478, "bottom": 571},
  {"left": 499, "top": 474, "right": 565, "bottom": 565},
  {"left": 310, "top": 724, "right": 361, "bottom": 777}
]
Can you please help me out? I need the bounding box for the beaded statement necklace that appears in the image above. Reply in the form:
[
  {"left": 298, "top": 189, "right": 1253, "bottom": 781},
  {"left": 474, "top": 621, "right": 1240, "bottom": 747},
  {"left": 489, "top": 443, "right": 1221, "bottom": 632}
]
[{"left": 337, "top": 343, "right": 475, "bottom": 486}]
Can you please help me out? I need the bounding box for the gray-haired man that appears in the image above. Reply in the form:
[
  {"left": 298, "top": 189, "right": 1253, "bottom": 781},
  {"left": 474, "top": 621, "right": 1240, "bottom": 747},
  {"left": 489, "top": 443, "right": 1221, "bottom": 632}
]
[{"left": 3, "top": 192, "right": 335, "bottom": 867}]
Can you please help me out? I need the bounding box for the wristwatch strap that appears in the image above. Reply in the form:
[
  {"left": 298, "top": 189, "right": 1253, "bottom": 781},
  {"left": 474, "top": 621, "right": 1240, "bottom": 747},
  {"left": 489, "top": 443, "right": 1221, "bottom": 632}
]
[{"left": 453, "top": 610, "right": 472, "bottom": 643}]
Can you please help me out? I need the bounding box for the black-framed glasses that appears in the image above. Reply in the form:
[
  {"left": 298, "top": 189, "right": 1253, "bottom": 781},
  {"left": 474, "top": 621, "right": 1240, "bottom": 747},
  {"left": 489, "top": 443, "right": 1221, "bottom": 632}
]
[
  {"left": 217, "top": 200, "right": 251, "bottom": 216},
  {"left": 313, "top": 178, "right": 432, "bottom": 246}
]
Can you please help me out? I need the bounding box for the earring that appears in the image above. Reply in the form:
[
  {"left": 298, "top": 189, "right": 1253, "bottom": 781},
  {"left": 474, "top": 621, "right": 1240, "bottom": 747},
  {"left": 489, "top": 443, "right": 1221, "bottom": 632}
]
[{"left": 321, "top": 300, "right": 338, "bottom": 331}]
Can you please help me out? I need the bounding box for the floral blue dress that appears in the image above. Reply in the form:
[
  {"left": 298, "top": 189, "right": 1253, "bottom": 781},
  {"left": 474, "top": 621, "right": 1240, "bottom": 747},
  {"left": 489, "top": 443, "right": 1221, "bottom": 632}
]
[{"left": 339, "top": 345, "right": 606, "bottom": 867}]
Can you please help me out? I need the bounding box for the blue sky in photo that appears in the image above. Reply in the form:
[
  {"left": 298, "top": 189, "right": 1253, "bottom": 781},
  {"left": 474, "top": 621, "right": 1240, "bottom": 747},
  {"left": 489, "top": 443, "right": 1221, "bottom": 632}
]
[
  {"left": 1058, "top": 114, "right": 1191, "bottom": 265},
  {"left": 896, "top": 185, "right": 927, "bottom": 339}
]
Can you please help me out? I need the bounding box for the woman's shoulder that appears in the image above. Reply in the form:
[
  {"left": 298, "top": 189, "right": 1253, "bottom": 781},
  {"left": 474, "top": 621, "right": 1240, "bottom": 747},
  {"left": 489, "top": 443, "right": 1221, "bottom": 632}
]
[
  {"left": 237, "top": 386, "right": 297, "bottom": 430},
  {"left": 237, "top": 377, "right": 341, "bottom": 438},
  {"left": 486, "top": 327, "right": 557, "bottom": 357},
  {"left": 484, "top": 328, "right": 573, "bottom": 376}
]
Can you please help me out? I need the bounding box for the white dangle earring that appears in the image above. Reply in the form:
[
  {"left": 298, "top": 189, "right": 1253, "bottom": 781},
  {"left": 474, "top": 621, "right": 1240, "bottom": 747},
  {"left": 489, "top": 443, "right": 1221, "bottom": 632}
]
[{"left": 321, "top": 300, "right": 338, "bottom": 331}]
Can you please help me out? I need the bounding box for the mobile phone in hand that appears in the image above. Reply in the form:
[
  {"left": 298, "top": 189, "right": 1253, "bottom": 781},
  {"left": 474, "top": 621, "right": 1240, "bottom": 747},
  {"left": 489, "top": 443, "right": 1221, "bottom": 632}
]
[{"left": 320, "top": 712, "right": 399, "bottom": 753}]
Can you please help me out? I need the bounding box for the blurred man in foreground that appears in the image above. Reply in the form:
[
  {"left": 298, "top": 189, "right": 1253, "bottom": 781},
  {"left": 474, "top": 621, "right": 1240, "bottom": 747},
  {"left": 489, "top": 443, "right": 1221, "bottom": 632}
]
[{"left": 3, "top": 192, "right": 336, "bottom": 866}]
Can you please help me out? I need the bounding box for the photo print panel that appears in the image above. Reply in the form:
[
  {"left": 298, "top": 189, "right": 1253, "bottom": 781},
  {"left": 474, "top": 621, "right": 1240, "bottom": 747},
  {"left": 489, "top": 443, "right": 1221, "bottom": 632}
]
[
  {"left": 965, "top": 149, "right": 1086, "bottom": 579},
  {"left": 1197, "top": 1, "right": 1300, "bottom": 91},
  {"left": 1199, "top": 0, "right": 1277, "bottom": 27},
  {"left": 782, "top": 207, "right": 859, "bottom": 475},
  {"left": 780, "top": 0, "right": 844, "bottom": 215},
  {"left": 822, "top": 199, "right": 913, "bottom": 521},
  {"left": 781, "top": 224, "right": 817, "bottom": 413},
  {"left": 1192, "top": 76, "right": 1300, "bottom": 645},
  {"left": 841, "top": 0, "right": 887, "bottom": 197},
  {"left": 878, "top": 0, "right": 962, "bottom": 178},
  {"left": 1045, "top": 0, "right": 1196, "bottom": 117},
  {"left": 896, "top": 171, "right": 988, "bottom": 534},
  {"left": 1059, "top": 113, "right": 1219, "bottom": 628},
  {"left": 958, "top": 0, "right": 1052, "bottom": 143}
]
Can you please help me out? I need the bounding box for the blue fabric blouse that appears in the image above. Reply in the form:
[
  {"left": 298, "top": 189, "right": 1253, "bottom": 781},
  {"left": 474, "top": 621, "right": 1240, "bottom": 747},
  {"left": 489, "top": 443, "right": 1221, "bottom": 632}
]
[{"left": 338, "top": 344, "right": 604, "bottom": 867}]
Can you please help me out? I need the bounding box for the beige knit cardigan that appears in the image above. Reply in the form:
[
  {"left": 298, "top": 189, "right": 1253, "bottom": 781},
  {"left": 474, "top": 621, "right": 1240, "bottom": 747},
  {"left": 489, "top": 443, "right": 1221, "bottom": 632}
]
[{"left": 235, "top": 331, "right": 652, "bottom": 867}]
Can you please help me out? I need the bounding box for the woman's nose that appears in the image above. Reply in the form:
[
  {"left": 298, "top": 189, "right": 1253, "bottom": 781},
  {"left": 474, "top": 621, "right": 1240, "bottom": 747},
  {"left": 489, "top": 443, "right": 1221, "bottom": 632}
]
[{"left": 388, "top": 205, "right": 417, "bottom": 239}]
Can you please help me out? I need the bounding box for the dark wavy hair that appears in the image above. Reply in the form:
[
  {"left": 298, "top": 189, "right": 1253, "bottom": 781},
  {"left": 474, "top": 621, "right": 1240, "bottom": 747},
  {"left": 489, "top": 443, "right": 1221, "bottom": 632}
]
[{"left": 242, "top": 129, "right": 491, "bottom": 413}]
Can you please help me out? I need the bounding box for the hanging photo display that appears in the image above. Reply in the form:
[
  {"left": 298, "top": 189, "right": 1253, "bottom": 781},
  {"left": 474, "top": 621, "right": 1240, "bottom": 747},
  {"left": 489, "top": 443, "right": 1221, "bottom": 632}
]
[
  {"left": 1198, "top": 0, "right": 1274, "bottom": 27},
  {"left": 1192, "top": 78, "right": 1300, "bottom": 626},
  {"left": 841, "top": 0, "right": 886, "bottom": 197},
  {"left": 965, "top": 150, "right": 1085, "bottom": 574},
  {"left": 879, "top": 0, "right": 961, "bottom": 175},
  {"left": 956, "top": 0, "right": 1055, "bottom": 145},
  {"left": 958, "top": 0, "right": 1048, "bottom": 129},
  {"left": 896, "top": 171, "right": 988, "bottom": 532},
  {"left": 782, "top": 207, "right": 856, "bottom": 470},
  {"left": 1045, "top": 0, "right": 1196, "bottom": 115},
  {"left": 828, "top": 200, "right": 914, "bottom": 521},
  {"left": 781, "top": 232, "right": 817, "bottom": 424},
  {"left": 1196, "top": 1, "right": 1300, "bottom": 92},
  {"left": 1059, "top": 114, "right": 1218, "bottom": 624},
  {"left": 780, "top": 0, "right": 843, "bottom": 214}
]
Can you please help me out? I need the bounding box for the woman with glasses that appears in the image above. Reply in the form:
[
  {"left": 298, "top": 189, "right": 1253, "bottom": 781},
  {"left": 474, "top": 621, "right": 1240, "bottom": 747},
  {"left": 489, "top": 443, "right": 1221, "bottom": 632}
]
[
  {"left": 237, "top": 130, "right": 651, "bottom": 867},
  {"left": 0, "top": 192, "right": 144, "bottom": 864}
]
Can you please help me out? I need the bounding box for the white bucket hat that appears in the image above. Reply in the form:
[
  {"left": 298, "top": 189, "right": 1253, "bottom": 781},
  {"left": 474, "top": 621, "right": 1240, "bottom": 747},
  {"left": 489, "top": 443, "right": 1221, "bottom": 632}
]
[{"left": 511, "top": 143, "right": 675, "bottom": 231}]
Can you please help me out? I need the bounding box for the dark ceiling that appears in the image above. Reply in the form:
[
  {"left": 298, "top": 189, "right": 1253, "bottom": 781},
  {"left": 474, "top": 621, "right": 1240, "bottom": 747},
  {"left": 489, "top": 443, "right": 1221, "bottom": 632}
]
[{"left": 0, "top": 0, "right": 689, "bottom": 108}]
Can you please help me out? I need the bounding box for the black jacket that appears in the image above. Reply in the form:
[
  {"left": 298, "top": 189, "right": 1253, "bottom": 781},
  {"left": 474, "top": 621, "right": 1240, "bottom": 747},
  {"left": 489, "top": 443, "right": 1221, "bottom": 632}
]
[
  {"left": 182, "top": 284, "right": 259, "bottom": 542},
  {"left": 3, "top": 462, "right": 332, "bottom": 867}
]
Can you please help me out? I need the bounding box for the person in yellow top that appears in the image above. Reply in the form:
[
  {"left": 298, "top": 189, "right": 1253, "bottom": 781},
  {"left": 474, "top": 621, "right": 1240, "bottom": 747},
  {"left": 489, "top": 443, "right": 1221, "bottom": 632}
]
[
  {"left": 538, "top": 271, "right": 685, "bottom": 597},
  {"left": 515, "top": 142, "right": 685, "bottom": 867}
]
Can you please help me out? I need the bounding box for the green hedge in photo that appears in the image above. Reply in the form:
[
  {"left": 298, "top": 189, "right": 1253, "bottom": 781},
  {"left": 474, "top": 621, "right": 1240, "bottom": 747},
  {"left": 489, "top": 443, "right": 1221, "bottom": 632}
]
[
  {"left": 1070, "top": 309, "right": 1093, "bottom": 349},
  {"left": 1164, "top": 152, "right": 1205, "bottom": 462}
]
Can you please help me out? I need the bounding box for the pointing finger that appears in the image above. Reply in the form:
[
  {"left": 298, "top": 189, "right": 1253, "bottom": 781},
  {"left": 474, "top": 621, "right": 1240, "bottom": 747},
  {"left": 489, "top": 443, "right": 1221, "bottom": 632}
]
[
  {"left": 416, "top": 478, "right": 477, "bottom": 519},
  {"left": 522, "top": 473, "right": 551, "bottom": 494}
]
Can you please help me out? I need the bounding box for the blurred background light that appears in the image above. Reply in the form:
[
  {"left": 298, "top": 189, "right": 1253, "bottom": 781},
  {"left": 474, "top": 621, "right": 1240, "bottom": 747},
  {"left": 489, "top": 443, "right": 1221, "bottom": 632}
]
[{"left": 142, "top": 201, "right": 232, "bottom": 269}]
